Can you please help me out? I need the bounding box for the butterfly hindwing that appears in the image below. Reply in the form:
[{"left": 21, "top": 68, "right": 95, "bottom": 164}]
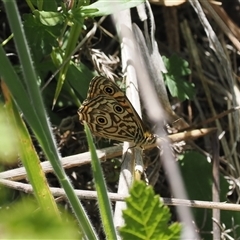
[{"left": 79, "top": 95, "right": 142, "bottom": 143}]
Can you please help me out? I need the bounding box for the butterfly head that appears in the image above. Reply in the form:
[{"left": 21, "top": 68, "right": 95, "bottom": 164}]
[
  {"left": 146, "top": 133, "right": 157, "bottom": 144},
  {"left": 135, "top": 131, "right": 156, "bottom": 148}
]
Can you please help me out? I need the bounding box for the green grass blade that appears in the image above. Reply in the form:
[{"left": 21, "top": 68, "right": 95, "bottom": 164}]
[
  {"left": 85, "top": 122, "right": 118, "bottom": 239},
  {"left": 54, "top": 20, "right": 83, "bottom": 107},
  {"left": 2, "top": 82, "right": 59, "bottom": 214}
]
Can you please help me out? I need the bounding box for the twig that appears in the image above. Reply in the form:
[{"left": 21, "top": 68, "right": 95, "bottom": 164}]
[
  {"left": 1, "top": 178, "right": 240, "bottom": 212},
  {"left": 212, "top": 131, "right": 220, "bottom": 239},
  {"left": 0, "top": 128, "right": 216, "bottom": 181}
]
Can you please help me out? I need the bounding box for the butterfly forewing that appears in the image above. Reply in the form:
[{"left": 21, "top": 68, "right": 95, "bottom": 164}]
[{"left": 87, "top": 76, "right": 125, "bottom": 99}]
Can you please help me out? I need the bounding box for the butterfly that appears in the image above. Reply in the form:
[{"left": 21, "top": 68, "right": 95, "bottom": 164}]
[{"left": 77, "top": 76, "right": 156, "bottom": 148}]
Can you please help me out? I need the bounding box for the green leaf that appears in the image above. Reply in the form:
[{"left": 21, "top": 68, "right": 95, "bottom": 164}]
[
  {"left": 1, "top": 85, "right": 59, "bottom": 213},
  {"left": 30, "top": 0, "right": 58, "bottom": 11},
  {"left": 23, "top": 13, "right": 60, "bottom": 63},
  {"left": 0, "top": 199, "right": 80, "bottom": 239},
  {"left": 0, "top": 104, "right": 19, "bottom": 164},
  {"left": 34, "top": 10, "right": 64, "bottom": 26},
  {"left": 180, "top": 151, "right": 240, "bottom": 239},
  {"left": 52, "top": 9, "right": 85, "bottom": 107},
  {"left": 67, "top": 63, "right": 96, "bottom": 100},
  {"left": 163, "top": 55, "right": 195, "bottom": 101},
  {"left": 81, "top": 0, "right": 145, "bottom": 17},
  {"left": 120, "top": 181, "right": 181, "bottom": 240}
]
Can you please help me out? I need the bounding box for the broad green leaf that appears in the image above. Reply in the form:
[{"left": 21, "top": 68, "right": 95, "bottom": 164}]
[
  {"left": 34, "top": 10, "right": 64, "bottom": 26},
  {"left": 67, "top": 63, "right": 96, "bottom": 100},
  {"left": 23, "top": 13, "right": 60, "bottom": 63},
  {"left": 180, "top": 151, "right": 240, "bottom": 239},
  {"left": 29, "top": 0, "right": 58, "bottom": 11},
  {"left": 120, "top": 181, "right": 181, "bottom": 240},
  {"left": 0, "top": 199, "right": 80, "bottom": 239},
  {"left": 163, "top": 55, "right": 195, "bottom": 101}
]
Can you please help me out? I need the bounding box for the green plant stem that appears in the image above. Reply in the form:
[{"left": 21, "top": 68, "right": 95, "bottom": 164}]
[{"left": 53, "top": 19, "right": 83, "bottom": 107}]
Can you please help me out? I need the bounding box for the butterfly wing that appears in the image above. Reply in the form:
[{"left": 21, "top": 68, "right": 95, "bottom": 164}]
[
  {"left": 86, "top": 76, "right": 149, "bottom": 133},
  {"left": 78, "top": 95, "right": 147, "bottom": 144},
  {"left": 79, "top": 76, "right": 156, "bottom": 146},
  {"left": 86, "top": 76, "right": 125, "bottom": 99}
]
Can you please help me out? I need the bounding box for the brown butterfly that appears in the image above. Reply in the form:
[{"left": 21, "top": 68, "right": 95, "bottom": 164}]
[{"left": 78, "top": 76, "right": 156, "bottom": 148}]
